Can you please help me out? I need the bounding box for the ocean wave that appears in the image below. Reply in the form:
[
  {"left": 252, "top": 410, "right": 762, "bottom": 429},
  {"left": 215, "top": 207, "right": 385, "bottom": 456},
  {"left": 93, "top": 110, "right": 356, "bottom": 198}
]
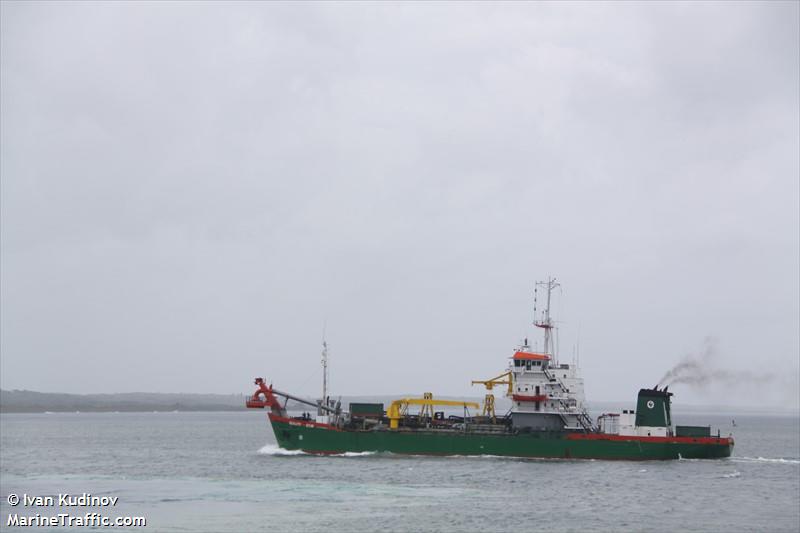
[{"left": 722, "top": 471, "right": 741, "bottom": 478}]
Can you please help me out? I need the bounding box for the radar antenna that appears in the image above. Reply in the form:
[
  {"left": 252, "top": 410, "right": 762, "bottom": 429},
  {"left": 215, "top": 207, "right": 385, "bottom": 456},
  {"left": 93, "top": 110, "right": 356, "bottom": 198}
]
[{"left": 533, "top": 277, "right": 560, "bottom": 364}]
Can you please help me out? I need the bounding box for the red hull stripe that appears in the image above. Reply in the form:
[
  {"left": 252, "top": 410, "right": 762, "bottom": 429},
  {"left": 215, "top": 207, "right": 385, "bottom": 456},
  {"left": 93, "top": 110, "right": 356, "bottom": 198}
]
[
  {"left": 566, "top": 433, "right": 733, "bottom": 445},
  {"left": 269, "top": 414, "right": 341, "bottom": 432}
]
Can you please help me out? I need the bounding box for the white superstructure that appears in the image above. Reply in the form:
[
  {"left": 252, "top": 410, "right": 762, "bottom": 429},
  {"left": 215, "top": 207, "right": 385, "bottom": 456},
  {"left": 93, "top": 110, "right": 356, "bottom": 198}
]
[
  {"left": 508, "top": 343, "right": 592, "bottom": 430},
  {"left": 507, "top": 279, "right": 593, "bottom": 431}
]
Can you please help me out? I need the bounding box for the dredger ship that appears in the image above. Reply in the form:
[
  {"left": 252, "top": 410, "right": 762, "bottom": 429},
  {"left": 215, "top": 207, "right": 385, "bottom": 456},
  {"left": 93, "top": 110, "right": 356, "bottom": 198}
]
[{"left": 247, "top": 279, "right": 733, "bottom": 460}]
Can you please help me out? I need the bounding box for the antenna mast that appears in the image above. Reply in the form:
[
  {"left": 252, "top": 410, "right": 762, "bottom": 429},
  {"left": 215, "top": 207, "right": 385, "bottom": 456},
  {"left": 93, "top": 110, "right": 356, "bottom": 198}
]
[
  {"left": 533, "top": 277, "right": 560, "bottom": 364},
  {"left": 321, "top": 330, "right": 328, "bottom": 404}
]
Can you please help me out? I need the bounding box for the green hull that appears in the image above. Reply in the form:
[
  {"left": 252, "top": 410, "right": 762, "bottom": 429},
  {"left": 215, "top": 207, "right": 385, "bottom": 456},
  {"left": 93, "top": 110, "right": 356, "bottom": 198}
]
[{"left": 269, "top": 417, "right": 733, "bottom": 460}]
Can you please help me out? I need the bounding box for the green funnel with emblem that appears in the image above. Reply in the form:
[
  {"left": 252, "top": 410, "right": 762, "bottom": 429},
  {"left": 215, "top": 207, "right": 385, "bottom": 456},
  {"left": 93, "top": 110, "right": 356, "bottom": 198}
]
[{"left": 635, "top": 387, "right": 673, "bottom": 428}]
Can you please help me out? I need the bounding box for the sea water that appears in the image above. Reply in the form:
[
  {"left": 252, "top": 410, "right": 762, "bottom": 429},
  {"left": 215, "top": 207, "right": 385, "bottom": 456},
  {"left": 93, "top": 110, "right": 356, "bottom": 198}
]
[{"left": 1, "top": 410, "right": 798, "bottom": 532}]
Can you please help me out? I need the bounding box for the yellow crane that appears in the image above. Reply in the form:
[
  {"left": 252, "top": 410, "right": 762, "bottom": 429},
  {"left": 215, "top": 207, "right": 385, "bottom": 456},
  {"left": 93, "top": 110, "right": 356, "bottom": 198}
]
[
  {"left": 471, "top": 371, "right": 513, "bottom": 423},
  {"left": 386, "top": 394, "right": 480, "bottom": 430}
]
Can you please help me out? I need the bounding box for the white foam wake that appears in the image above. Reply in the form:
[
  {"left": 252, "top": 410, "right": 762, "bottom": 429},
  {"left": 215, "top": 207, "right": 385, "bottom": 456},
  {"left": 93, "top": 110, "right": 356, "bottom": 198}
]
[
  {"left": 331, "top": 451, "right": 377, "bottom": 457},
  {"left": 722, "top": 471, "right": 741, "bottom": 478},
  {"left": 732, "top": 456, "right": 800, "bottom": 465},
  {"left": 257, "top": 444, "right": 307, "bottom": 456},
  {"left": 257, "top": 445, "right": 377, "bottom": 457}
]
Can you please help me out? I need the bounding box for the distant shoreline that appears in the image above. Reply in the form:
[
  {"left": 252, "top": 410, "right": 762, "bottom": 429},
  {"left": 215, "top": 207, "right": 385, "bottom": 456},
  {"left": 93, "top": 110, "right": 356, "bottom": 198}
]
[
  {"left": 1, "top": 406, "right": 245, "bottom": 413},
  {"left": 0, "top": 389, "right": 248, "bottom": 413}
]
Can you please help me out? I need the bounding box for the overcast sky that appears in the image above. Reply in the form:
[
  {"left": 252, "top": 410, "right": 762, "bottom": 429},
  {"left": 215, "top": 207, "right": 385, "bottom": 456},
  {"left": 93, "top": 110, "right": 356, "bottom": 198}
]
[{"left": 2, "top": 2, "right": 798, "bottom": 408}]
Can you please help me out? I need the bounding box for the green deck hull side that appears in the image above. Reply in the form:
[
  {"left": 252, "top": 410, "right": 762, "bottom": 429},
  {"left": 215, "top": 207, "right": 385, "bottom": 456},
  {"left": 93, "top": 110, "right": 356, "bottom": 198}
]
[{"left": 270, "top": 419, "right": 732, "bottom": 460}]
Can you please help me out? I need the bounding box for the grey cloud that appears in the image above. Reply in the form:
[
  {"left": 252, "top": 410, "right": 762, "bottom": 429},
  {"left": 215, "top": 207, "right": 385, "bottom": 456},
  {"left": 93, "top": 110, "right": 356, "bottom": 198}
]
[{"left": 1, "top": 2, "right": 797, "bottom": 409}]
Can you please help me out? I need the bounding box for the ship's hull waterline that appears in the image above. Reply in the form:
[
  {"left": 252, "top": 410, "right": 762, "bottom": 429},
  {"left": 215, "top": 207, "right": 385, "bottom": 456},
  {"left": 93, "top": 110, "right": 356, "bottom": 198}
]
[{"left": 269, "top": 415, "right": 733, "bottom": 460}]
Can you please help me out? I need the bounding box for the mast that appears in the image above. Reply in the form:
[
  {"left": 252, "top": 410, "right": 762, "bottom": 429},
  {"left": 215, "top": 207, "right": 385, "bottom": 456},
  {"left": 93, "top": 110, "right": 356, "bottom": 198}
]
[
  {"left": 321, "top": 337, "right": 328, "bottom": 404},
  {"left": 533, "top": 277, "right": 560, "bottom": 364}
]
